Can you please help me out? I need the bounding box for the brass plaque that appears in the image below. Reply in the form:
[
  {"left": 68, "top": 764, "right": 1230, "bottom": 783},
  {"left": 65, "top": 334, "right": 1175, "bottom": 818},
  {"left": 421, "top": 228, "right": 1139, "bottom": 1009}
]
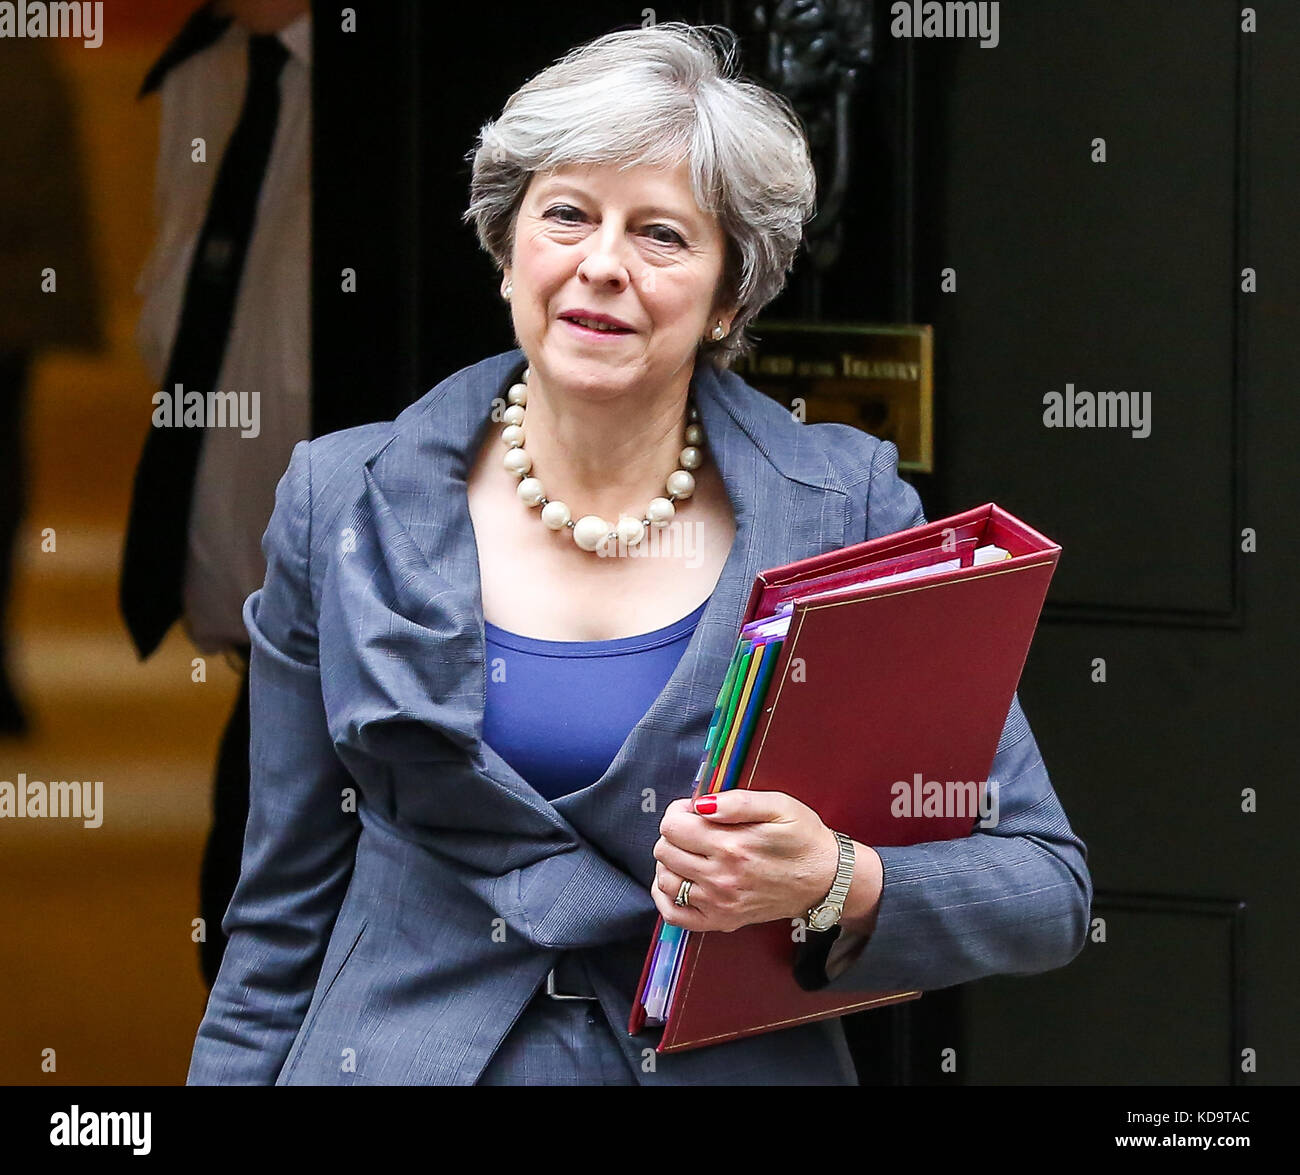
[{"left": 733, "top": 322, "right": 934, "bottom": 473}]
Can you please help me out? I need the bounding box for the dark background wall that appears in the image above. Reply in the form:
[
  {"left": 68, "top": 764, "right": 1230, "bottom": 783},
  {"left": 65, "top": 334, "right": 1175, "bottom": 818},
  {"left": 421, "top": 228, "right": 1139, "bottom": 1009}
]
[
  {"left": 312, "top": 0, "right": 1299, "bottom": 1084},
  {"left": 932, "top": 0, "right": 1298, "bottom": 1086}
]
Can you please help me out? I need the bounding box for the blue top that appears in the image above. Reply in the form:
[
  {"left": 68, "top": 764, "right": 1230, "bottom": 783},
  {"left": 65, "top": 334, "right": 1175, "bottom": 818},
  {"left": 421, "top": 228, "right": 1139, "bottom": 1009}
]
[{"left": 483, "top": 598, "right": 709, "bottom": 800}]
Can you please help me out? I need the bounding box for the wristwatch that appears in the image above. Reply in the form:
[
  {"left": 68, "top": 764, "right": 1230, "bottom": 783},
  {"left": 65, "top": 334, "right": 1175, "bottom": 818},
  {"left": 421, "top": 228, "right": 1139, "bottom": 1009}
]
[{"left": 806, "top": 830, "right": 856, "bottom": 931}]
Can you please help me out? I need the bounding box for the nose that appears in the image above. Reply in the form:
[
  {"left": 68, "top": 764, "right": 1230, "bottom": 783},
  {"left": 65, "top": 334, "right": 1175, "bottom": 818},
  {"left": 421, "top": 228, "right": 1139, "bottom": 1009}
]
[{"left": 575, "top": 220, "right": 631, "bottom": 290}]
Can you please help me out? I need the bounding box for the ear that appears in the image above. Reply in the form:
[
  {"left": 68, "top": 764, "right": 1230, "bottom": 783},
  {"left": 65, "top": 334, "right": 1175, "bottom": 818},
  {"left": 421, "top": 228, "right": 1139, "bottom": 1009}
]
[
  {"left": 709, "top": 275, "right": 739, "bottom": 334},
  {"left": 711, "top": 301, "right": 739, "bottom": 336}
]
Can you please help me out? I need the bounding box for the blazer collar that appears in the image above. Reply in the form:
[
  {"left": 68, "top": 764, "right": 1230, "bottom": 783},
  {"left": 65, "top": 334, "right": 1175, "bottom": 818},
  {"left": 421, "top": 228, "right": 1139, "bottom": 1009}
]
[{"left": 357, "top": 349, "right": 853, "bottom": 876}]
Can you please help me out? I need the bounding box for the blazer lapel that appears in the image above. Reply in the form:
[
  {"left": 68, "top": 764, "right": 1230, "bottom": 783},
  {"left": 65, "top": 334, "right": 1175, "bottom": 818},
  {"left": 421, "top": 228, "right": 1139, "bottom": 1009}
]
[{"left": 353, "top": 348, "right": 854, "bottom": 876}]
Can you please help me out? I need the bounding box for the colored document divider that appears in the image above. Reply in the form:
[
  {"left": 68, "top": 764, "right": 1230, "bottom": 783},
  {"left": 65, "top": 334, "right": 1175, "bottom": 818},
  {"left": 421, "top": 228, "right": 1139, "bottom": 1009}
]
[
  {"left": 641, "top": 636, "right": 788, "bottom": 1024},
  {"left": 642, "top": 635, "right": 755, "bottom": 1022}
]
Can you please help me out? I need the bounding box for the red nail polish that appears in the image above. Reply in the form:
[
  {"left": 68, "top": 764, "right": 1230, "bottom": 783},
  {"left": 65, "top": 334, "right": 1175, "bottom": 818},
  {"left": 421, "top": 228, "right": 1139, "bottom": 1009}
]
[{"left": 694, "top": 797, "right": 717, "bottom": 815}]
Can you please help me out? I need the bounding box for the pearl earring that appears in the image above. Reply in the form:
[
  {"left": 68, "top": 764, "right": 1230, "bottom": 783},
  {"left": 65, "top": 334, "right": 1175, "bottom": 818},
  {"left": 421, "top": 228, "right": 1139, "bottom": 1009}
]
[
  {"left": 710, "top": 321, "right": 726, "bottom": 341},
  {"left": 503, "top": 281, "right": 513, "bottom": 300}
]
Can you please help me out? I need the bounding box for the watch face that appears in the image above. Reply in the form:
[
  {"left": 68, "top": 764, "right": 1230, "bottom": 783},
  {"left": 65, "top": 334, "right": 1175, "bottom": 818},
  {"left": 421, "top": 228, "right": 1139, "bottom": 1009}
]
[{"left": 810, "top": 905, "right": 839, "bottom": 930}]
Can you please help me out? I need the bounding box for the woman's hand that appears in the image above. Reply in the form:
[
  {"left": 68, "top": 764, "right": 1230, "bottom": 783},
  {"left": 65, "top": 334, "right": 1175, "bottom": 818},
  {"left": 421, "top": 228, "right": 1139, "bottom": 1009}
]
[{"left": 650, "top": 790, "right": 860, "bottom": 933}]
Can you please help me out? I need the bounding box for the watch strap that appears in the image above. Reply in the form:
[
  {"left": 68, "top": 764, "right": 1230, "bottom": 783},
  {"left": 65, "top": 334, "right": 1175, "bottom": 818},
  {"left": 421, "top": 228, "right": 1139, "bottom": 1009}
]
[
  {"left": 806, "top": 831, "right": 855, "bottom": 928},
  {"left": 826, "top": 830, "right": 855, "bottom": 904}
]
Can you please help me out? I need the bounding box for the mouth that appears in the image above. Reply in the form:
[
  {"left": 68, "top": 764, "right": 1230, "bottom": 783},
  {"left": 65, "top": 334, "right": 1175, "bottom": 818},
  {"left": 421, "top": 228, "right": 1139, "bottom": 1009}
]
[{"left": 558, "top": 312, "right": 635, "bottom": 337}]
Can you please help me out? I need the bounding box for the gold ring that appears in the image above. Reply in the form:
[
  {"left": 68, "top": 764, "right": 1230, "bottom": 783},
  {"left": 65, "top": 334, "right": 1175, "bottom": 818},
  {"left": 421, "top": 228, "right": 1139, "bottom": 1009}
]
[{"left": 674, "top": 879, "right": 693, "bottom": 908}]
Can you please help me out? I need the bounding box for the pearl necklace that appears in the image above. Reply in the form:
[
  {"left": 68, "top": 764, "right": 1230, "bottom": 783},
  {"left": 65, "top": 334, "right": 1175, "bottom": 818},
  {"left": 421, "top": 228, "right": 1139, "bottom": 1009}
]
[{"left": 498, "top": 366, "right": 707, "bottom": 553}]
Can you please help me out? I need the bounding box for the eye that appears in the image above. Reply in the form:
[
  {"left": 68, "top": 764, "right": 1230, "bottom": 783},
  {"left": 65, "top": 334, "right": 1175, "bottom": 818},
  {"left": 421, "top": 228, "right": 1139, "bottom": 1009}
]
[
  {"left": 543, "top": 204, "right": 586, "bottom": 223},
  {"left": 644, "top": 224, "right": 686, "bottom": 247}
]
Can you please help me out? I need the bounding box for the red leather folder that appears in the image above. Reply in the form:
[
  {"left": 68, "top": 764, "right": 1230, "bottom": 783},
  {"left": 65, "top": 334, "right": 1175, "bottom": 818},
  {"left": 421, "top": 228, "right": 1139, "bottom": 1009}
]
[{"left": 628, "top": 503, "right": 1061, "bottom": 1053}]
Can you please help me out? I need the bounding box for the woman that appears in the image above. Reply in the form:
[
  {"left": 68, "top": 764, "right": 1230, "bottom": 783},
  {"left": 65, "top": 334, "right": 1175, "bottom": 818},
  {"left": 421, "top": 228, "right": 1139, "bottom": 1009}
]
[{"left": 187, "top": 22, "right": 1091, "bottom": 1086}]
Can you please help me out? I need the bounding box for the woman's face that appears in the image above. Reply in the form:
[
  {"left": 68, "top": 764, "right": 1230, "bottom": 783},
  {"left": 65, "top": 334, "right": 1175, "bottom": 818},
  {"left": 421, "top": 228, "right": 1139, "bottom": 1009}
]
[{"left": 502, "top": 159, "right": 734, "bottom": 404}]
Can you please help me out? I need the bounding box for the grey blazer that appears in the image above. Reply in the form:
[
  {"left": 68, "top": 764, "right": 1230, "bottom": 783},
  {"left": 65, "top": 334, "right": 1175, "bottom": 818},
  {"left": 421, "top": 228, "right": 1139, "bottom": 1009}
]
[{"left": 186, "top": 348, "right": 1092, "bottom": 1086}]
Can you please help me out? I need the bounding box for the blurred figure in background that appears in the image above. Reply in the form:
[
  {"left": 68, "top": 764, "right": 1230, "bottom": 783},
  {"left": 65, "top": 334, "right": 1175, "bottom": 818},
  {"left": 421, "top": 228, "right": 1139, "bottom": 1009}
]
[
  {"left": 119, "top": 0, "right": 311, "bottom": 987},
  {"left": 0, "top": 39, "right": 104, "bottom": 736}
]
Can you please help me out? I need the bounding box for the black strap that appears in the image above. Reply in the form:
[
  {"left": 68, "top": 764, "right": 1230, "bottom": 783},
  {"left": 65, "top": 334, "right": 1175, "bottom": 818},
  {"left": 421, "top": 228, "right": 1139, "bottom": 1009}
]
[
  {"left": 120, "top": 33, "right": 290, "bottom": 659},
  {"left": 792, "top": 924, "right": 843, "bottom": 992}
]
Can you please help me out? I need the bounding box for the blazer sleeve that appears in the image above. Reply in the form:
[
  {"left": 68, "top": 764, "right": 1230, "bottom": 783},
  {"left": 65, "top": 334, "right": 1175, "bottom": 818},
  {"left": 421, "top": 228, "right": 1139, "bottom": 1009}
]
[
  {"left": 187, "top": 439, "right": 362, "bottom": 1084},
  {"left": 792, "top": 438, "right": 1093, "bottom": 992}
]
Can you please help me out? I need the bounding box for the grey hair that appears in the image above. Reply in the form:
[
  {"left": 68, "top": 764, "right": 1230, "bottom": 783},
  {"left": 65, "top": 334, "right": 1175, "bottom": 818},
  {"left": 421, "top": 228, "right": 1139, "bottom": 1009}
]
[{"left": 462, "top": 22, "right": 817, "bottom": 369}]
